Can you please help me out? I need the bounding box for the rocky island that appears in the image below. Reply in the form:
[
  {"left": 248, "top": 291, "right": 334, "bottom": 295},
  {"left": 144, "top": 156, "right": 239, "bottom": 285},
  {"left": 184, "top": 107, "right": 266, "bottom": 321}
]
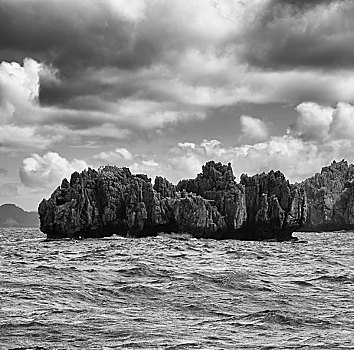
[
  {"left": 39, "top": 159, "right": 354, "bottom": 240},
  {"left": 38, "top": 161, "right": 307, "bottom": 241},
  {"left": 0, "top": 204, "right": 39, "bottom": 228}
]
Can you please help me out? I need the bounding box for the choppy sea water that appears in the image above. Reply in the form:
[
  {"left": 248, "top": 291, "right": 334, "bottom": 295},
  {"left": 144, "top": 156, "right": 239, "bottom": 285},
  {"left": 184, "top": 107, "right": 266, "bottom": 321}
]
[{"left": 1, "top": 229, "right": 353, "bottom": 350}]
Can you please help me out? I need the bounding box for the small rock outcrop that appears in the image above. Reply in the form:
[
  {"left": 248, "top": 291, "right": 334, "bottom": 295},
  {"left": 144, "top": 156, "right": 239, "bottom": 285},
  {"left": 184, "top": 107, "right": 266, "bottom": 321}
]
[
  {"left": 240, "top": 170, "right": 307, "bottom": 241},
  {"left": 301, "top": 160, "right": 354, "bottom": 231},
  {"left": 38, "top": 161, "right": 307, "bottom": 240}
]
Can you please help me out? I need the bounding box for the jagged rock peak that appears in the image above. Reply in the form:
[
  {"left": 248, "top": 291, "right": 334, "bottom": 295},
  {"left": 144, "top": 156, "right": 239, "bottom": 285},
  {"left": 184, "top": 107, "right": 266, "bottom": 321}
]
[
  {"left": 201, "top": 160, "right": 235, "bottom": 181},
  {"left": 301, "top": 159, "right": 354, "bottom": 231},
  {"left": 240, "top": 170, "right": 289, "bottom": 193},
  {"left": 322, "top": 159, "right": 349, "bottom": 173},
  {"left": 240, "top": 169, "right": 306, "bottom": 241},
  {"left": 177, "top": 160, "right": 240, "bottom": 194},
  {"left": 98, "top": 165, "right": 132, "bottom": 179},
  {"left": 154, "top": 176, "right": 176, "bottom": 198},
  {"left": 176, "top": 161, "right": 247, "bottom": 234},
  {"left": 302, "top": 160, "right": 354, "bottom": 188}
]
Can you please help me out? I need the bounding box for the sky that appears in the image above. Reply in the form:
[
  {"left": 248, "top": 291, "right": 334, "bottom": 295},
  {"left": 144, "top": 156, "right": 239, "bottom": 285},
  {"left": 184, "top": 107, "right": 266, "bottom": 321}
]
[{"left": 1, "top": 0, "right": 354, "bottom": 211}]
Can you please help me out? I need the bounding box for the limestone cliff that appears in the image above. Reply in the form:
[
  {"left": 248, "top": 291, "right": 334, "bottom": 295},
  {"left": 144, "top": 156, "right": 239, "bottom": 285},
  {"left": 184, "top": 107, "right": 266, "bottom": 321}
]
[
  {"left": 177, "top": 161, "right": 247, "bottom": 235},
  {"left": 240, "top": 170, "right": 307, "bottom": 241},
  {"left": 38, "top": 166, "right": 228, "bottom": 239},
  {"left": 38, "top": 161, "right": 306, "bottom": 240},
  {"left": 301, "top": 160, "right": 354, "bottom": 231}
]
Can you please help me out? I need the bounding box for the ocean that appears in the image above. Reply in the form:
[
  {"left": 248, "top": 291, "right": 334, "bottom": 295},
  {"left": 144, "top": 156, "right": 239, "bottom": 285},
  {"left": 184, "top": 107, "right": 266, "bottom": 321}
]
[{"left": 1, "top": 228, "right": 353, "bottom": 350}]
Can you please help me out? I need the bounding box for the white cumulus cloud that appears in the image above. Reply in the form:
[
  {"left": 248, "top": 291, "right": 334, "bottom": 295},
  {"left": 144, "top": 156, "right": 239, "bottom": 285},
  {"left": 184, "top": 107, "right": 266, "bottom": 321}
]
[
  {"left": 329, "top": 102, "right": 354, "bottom": 140},
  {"left": 19, "top": 152, "right": 88, "bottom": 189},
  {"left": 239, "top": 115, "right": 269, "bottom": 144},
  {"left": 104, "top": 0, "right": 147, "bottom": 21},
  {"left": 93, "top": 147, "right": 134, "bottom": 164},
  {"left": 293, "top": 102, "right": 334, "bottom": 141},
  {"left": 0, "top": 58, "right": 41, "bottom": 122}
]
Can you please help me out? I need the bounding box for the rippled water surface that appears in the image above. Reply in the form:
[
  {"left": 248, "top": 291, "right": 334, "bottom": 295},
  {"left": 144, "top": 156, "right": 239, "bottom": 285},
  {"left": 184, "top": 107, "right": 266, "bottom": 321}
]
[{"left": 1, "top": 229, "right": 354, "bottom": 349}]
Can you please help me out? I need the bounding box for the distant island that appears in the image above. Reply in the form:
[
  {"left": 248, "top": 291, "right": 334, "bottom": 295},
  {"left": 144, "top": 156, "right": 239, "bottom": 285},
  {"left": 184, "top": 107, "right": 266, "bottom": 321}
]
[
  {"left": 0, "top": 204, "right": 39, "bottom": 228},
  {"left": 37, "top": 159, "right": 354, "bottom": 241}
]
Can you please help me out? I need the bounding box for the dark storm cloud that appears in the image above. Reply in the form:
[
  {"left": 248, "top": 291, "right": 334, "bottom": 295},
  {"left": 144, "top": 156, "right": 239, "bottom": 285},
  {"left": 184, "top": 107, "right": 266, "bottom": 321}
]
[
  {"left": 0, "top": 0, "right": 171, "bottom": 108},
  {"left": 0, "top": 0, "right": 224, "bottom": 103},
  {"left": 242, "top": 0, "right": 354, "bottom": 70},
  {"left": 258, "top": 0, "right": 347, "bottom": 26},
  {"left": 3, "top": 0, "right": 353, "bottom": 138},
  {"left": 0, "top": 0, "right": 134, "bottom": 75},
  {"left": 0, "top": 0, "right": 215, "bottom": 109},
  {"left": 270, "top": 0, "right": 341, "bottom": 11}
]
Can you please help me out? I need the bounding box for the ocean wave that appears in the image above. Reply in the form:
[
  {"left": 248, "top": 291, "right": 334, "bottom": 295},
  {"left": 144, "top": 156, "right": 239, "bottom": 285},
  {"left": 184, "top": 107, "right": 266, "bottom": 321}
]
[{"left": 1, "top": 229, "right": 354, "bottom": 349}]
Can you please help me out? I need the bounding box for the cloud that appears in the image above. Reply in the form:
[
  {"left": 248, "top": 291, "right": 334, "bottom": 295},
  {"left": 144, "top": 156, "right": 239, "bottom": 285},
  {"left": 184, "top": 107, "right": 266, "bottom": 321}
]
[
  {"left": 0, "top": 58, "right": 41, "bottom": 122},
  {"left": 1, "top": 0, "right": 354, "bottom": 150},
  {"left": 270, "top": 0, "right": 339, "bottom": 9},
  {"left": 1, "top": 0, "right": 354, "bottom": 118},
  {"left": 19, "top": 152, "right": 88, "bottom": 189},
  {"left": 158, "top": 136, "right": 329, "bottom": 183},
  {"left": 0, "top": 58, "right": 208, "bottom": 151},
  {"left": 239, "top": 115, "right": 269, "bottom": 143},
  {"left": 91, "top": 147, "right": 164, "bottom": 180},
  {"left": 0, "top": 125, "right": 54, "bottom": 152},
  {"left": 105, "top": 0, "right": 147, "bottom": 21},
  {"left": 165, "top": 139, "right": 228, "bottom": 182},
  {"left": 0, "top": 1, "right": 291, "bottom": 120},
  {"left": 127, "top": 101, "right": 354, "bottom": 184},
  {"left": 293, "top": 102, "right": 334, "bottom": 141},
  {"left": 130, "top": 159, "right": 160, "bottom": 178},
  {"left": 231, "top": 136, "right": 324, "bottom": 182},
  {"left": 107, "top": 98, "right": 207, "bottom": 129},
  {"left": 142, "top": 54, "right": 354, "bottom": 106},
  {"left": 93, "top": 147, "right": 133, "bottom": 164},
  {"left": 242, "top": 0, "right": 354, "bottom": 70},
  {"left": 0, "top": 183, "right": 18, "bottom": 196},
  {"left": 0, "top": 58, "right": 62, "bottom": 152},
  {"left": 17, "top": 96, "right": 354, "bottom": 193},
  {"left": 0, "top": 0, "right": 238, "bottom": 77},
  {"left": 161, "top": 101, "right": 354, "bottom": 183},
  {"left": 329, "top": 102, "right": 354, "bottom": 140},
  {"left": 12, "top": 134, "right": 337, "bottom": 193},
  {"left": 292, "top": 101, "right": 354, "bottom": 142}
]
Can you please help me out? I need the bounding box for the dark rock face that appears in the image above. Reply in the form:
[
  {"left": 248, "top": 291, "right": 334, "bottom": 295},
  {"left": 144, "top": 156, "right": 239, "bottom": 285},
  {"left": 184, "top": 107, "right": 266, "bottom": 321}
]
[
  {"left": 301, "top": 160, "right": 354, "bottom": 231},
  {"left": 240, "top": 170, "right": 307, "bottom": 241},
  {"left": 153, "top": 176, "right": 176, "bottom": 198},
  {"left": 156, "top": 193, "right": 228, "bottom": 239},
  {"left": 38, "top": 161, "right": 307, "bottom": 240},
  {"left": 177, "top": 161, "right": 247, "bottom": 235},
  {"left": 38, "top": 165, "right": 228, "bottom": 239}
]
